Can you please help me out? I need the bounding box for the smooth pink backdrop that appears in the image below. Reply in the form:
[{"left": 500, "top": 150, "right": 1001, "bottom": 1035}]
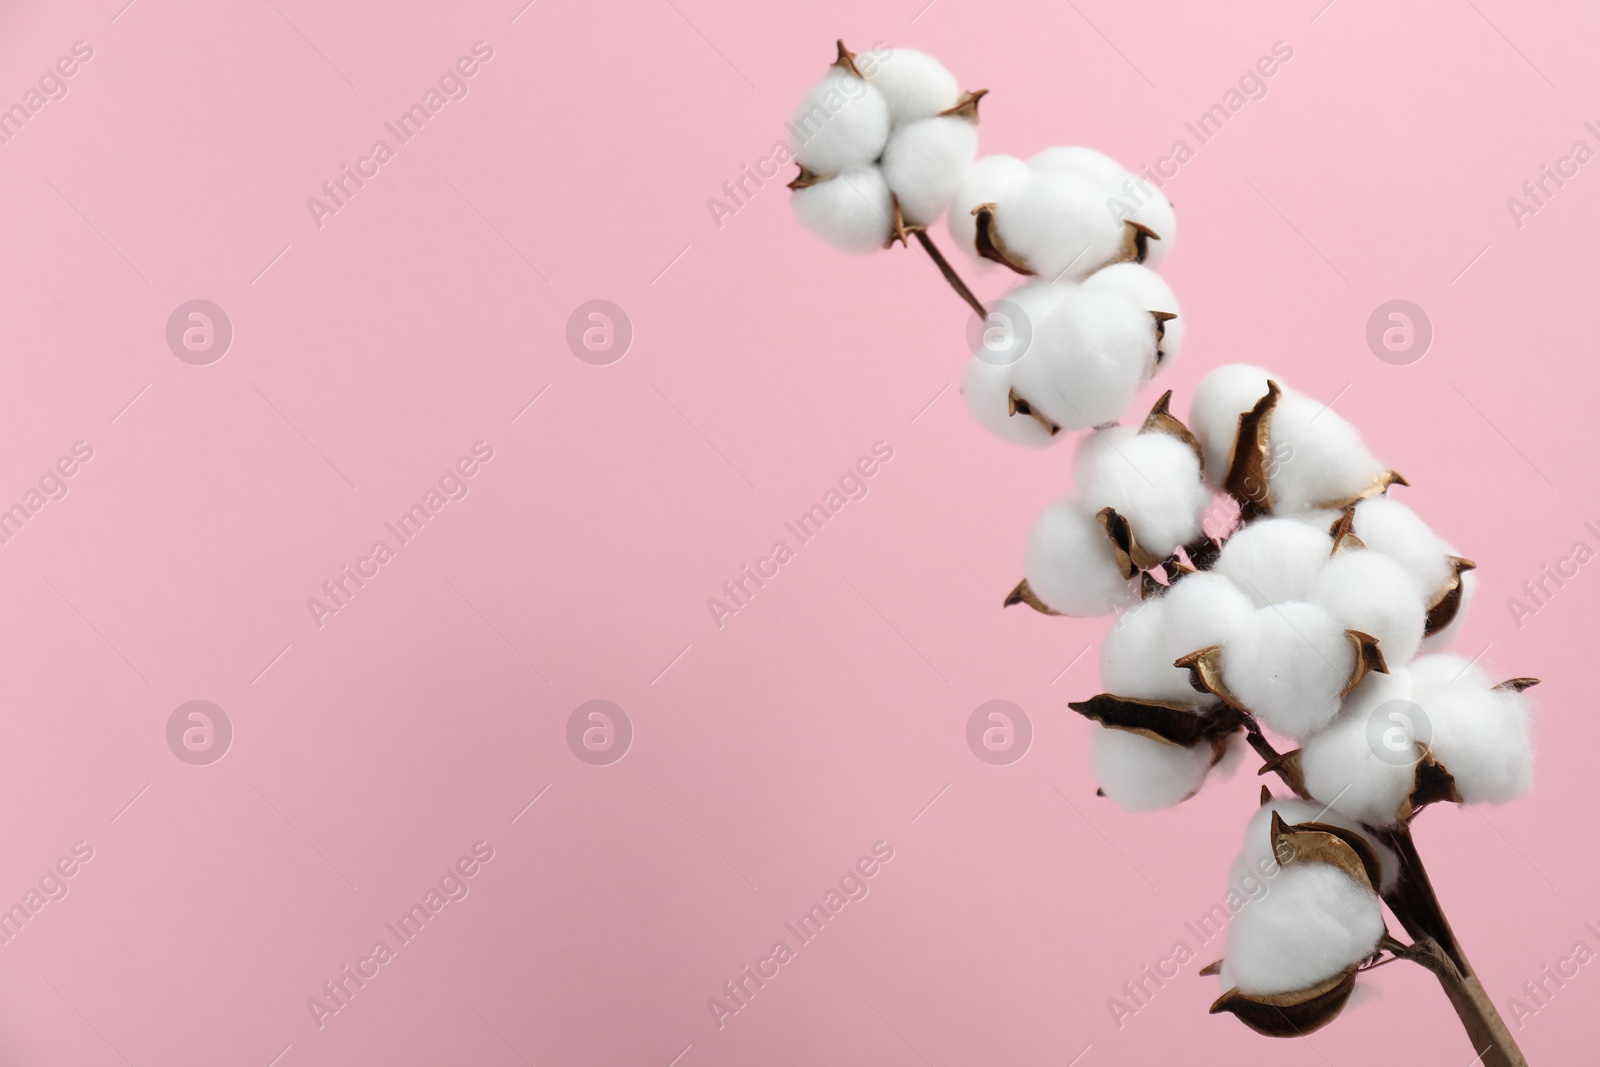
[{"left": 0, "top": 0, "right": 1595, "bottom": 1063}]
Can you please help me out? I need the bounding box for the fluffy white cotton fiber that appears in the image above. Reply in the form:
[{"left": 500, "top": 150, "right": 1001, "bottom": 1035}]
[
  {"left": 1300, "top": 670, "right": 1421, "bottom": 825},
  {"left": 960, "top": 354, "right": 1055, "bottom": 447},
  {"left": 1220, "top": 863, "right": 1384, "bottom": 996},
  {"left": 1266, "top": 391, "right": 1388, "bottom": 515},
  {"left": 1188, "top": 364, "right": 1275, "bottom": 486},
  {"left": 1100, "top": 573, "right": 1256, "bottom": 704},
  {"left": 792, "top": 70, "right": 892, "bottom": 176},
  {"left": 1023, "top": 499, "right": 1136, "bottom": 615},
  {"left": 1408, "top": 652, "right": 1488, "bottom": 695},
  {"left": 1091, "top": 726, "right": 1214, "bottom": 812},
  {"left": 949, "top": 154, "right": 1032, "bottom": 258},
  {"left": 1080, "top": 263, "right": 1184, "bottom": 366},
  {"left": 996, "top": 171, "right": 1127, "bottom": 280},
  {"left": 1221, "top": 602, "right": 1355, "bottom": 738},
  {"left": 1075, "top": 426, "right": 1209, "bottom": 556},
  {"left": 861, "top": 48, "right": 962, "bottom": 125},
  {"left": 1163, "top": 572, "right": 1257, "bottom": 662},
  {"left": 1419, "top": 682, "right": 1533, "bottom": 804},
  {"left": 881, "top": 116, "right": 979, "bottom": 223},
  {"left": 791, "top": 166, "right": 893, "bottom": 252},
  {"left": 1029, "top": 145, "right": 1128, "bottom": 185},
  {"left": 1215, "top": 518, "right": 1333, "bottom": 607},
  {"left": 1012, "top": 289, "right": 1155, "bottom": 430},
  {"left": 1351, "top": 496, "right": 1452, "bottom": 602},
  {"left": 1312, "top": 549, "right": 1426, "bottom": 666}
]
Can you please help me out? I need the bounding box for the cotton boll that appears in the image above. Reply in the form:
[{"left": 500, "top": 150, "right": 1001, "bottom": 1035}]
[
  {"left": 996, "top": 171, "right": 1127, "bottom": 280},
  {"left": 880, "top": 116, "right": 979, "bottom": 224},
  {"left": 1012, "top": 289, "right": 1155, "bottom": 430},
  {"left": 1350, "top": 496, "right": 1452, "bottom": 601},
  {"left": 1187, "top": 364, "right": 1276, "bottom": 486},
  {"left": 1312, "top": 550, "right": 1426, "bottom": 666},
  {"left": 1215, "top": 519, "right": 1334, "bottom": 607},
  {"left": 860, "top": 48, "right": 961, "bottom": 124},
  {"left": 1421, "top": 567, "right": 1476, "bottom": 652},
  {"left": 1100, "top": 597, "right": 1196, "bottom": 703},
  {"left": 1221, "top": 602, "right": 1355, "bottom": 738},
  {"left": 960, "top": 355, "right": 1054, "bottom": 447},
  {"left": 1230, "top": 799, "right": 1399, "bottom": 896},
  {"left": 1080, "top": 263, "right": 1184, "bottom": 367},
  {"left": 1301, "top": 676, "right": 1422, "bottom": 825},
  {"left": 791, "top": 166, "right": 893, "bottom": 252},
  {"left": 1221, "top": 863, "right": 1384, "bottom": 996},
  {"left": 948, "top": 154, "right": 1032, "bottom": 258},
  {"left": 1023, "top": 499, "right": 1137, "bottom": 616},
  {"left": 1091, "top": 727, "right": 1214, "bottom": 812},
  {"left": 791, "top": 71, "right": 892, "bottom": 175},
  {"left": 1163, "top": 572, "right": 1257, "bottom": 661},
  {"left": 1075, "top": 427, "right": 1209, "bottom": 556},
  {"left": 1408, "top": 652, "right": 1489, "bottom": 696},
  {"left": 1267, "top": 392, "right": 1389, "bottom": 514},
  {"left": 1420, "top": 683, "right": 1533, "bottom": 804},
  {"left": 1029, "top": 145, "right": 1128, "bottom": 184}
]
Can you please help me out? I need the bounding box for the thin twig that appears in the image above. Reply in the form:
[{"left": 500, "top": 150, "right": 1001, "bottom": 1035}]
[{"left": 913, "top": 230, "right": 987, "bottom": 319}]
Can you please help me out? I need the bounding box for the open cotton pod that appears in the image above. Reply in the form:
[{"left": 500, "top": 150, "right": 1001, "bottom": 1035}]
[
  {"left": 789, "top": 59, "right": 892, "bottom": 178},
  {"left": 1349, "top": 496, "right": 1476, "bottom": 642},
  {"left": 1417, "top": 676, "right": 1536, "bottom": 804},
  {"left": 1028, "top": 147, "right": 1177, "bottom": 267},
  {"left": 1213, "top": 517, "right": 1334, "bottom": 607},
  {"left": 881, "top": 113, "right": 980, "bottom": 224},
  {"left": 1080, "top": 263, "right": 1184, "bottom": 367},
  {"left": 1089, "top": 726, "right": 1217, "bottom": 812},
  {"left": 790, "top": 165, "right": 894, "bottom": 253},
  {"left": 949, "top": 154, "right": 1032, "bottom": 263},
  {"left": 960, "top": 280, "right": 1075, "bottom": 444},
  {"left": 1311, "top": 548, "right": 1427, "bottom": 666},
  {"left": 979, "top": 170, "right": 1138, "bottom": 279},
  {"left": 1187, "top": 601, "right": 1379, "bottom": 739},
  {"left": 1009, "top": 498, "right": 1137, "bottom": 616},
  {"left": 1227, "top": 798, "right": 1399, "bottom": 896},
  {"left": 1298, "top": 669, "right": 1429, "bottom": 825},
  {"left": 1211, "top": 816, "right": 1385, "bottom": 1036},
  {"left": 1009, "top": 287, "right": 1158, "bottom": 431},
  {"left": 1074, "top": 423, "right": 1210, "bottom": 561},
  {"left": 858, "top": 47, "right": 962, "bottom": 124}
]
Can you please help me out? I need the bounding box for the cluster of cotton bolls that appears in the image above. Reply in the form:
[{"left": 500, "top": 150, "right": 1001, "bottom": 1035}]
[
  {"left": 785, "top": 44, "right": 1538, "bottom": 1049},
  {"left": 789, "top": 43, "right": 983, "bottom": 253}
]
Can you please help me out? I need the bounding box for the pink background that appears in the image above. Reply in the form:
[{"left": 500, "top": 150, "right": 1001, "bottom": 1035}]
[{"left": 0, "top": 0, "right": 1596, "bottom": 1063}]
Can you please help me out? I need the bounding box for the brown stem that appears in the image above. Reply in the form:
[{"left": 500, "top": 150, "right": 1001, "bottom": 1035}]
[
  {"left": 1243, "top": 720, "right": 1309, "bottom": 799},
  {"left": 912, "top": 229, "right": 987, "bottom": 320},
  {"left": 1373, "top": 825, "right": 1528, "bottom": 1067}
]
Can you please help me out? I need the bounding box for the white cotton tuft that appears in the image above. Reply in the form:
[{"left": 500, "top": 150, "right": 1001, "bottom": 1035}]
[
  {"left": 1029, "top": 145, "right": 1128, "bottom": 185},
  {"left": 1162, "top": 572, "right": 1256, "bottom": 662},
  {"left": 948, "top": 154, "right": 1032, "bottom": 258},
  {"left": 1011, "top": 288, "right": 1155, "bottom": 430},
  {"left": 1214, "top": 518, "right": 1334, "bottom": 607},
  {"left": 1420, "top": 683, "right": 1534, "bottom": 804},
  {"left": 995, "top": 171, "right": 1127, "bottom": 280},
  {"left": 1187, "top": 364, "right": 1276, "bottom": 486},
  {"left": 1229, "top": 799, "right": 1400, "bottom": 897},
  {"left": 791, "top": 71, "right": 892, "bottom": 175},
  {"left": 1074, "top": 426, "right": 1209, "bottom": 556},
  {"left": 790, "top": 166, "right": 893, "bottom": 253},
  {"left": 1023, "top": 499, "right": 1137, "bottom": 616},
  {"left": 880, "top": 116, "right": 979, "bottom": 224},
  {"left": 1091, "top": 727, "right": 1214, "bottom": 812},
  {"left": 1220, "top": 863, "right": 1384, "bottom": 996},
  {"left": 960, "top": 354, "right": 1055, "bottom": 448},
  {"left": 1408, "top": 652, "right": 1489, "bottom": 695},
  {"left": 1312, "top": 550, "right": 1426, "bottom": 666},
  {"left": 1266, "top": 391, "right": 1389, "bottom": 515},
  {"left": 860, "top": 48, "right": 961, "bottom": 125},
  {"left": 1350, "top": 496, "right": 1452, "bottom": 602},
  {"left": 1300, "top": 671, "right": 1421, "bottom": 825},
  {"left": 1221, "top": 602, "right": 1355, "bottom": 738},
  {"left": 1099, "top": 597, "right": 1197, "bottom": 704},
  {"left": 1080, "top": 263, "right": 1184, "bottom": 368}
]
